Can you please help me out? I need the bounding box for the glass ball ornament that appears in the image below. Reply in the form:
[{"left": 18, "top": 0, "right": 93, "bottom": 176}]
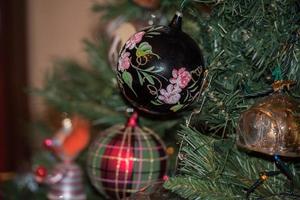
[
  {"left": 35, "top": 165, "right": 48, "bottom": 178},
  {"left": 116, "top": 12, "right": 205, "bottom": 115},
  {"left": 86, "top": 113, "right": 168, "bottom": 200},
  {"left": 237, "top": 93, "right": 300, "bottom": 157}
]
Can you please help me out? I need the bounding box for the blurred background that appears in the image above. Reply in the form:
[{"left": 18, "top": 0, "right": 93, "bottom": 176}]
[{"left": 0, "top": 0, "right": 101, "bottom": 175}]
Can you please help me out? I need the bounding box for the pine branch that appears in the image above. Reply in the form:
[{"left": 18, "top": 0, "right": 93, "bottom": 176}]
[
  {"left": 34, "top": 42, "right": 126, "bottom": 126},
  {"left": 92, "top": 1, "right": 143, "bottom": 20},
  {"left": 165, "top": 176, "right": 241, "bottom": 200},
  {"left": 165, "top": 126, "right": 300, "bottom": 199}
]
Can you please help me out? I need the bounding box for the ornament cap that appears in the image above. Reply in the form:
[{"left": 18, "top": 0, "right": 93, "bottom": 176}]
[
  {"left": 127, "top": 112, "right": 139, "bottom": 128},
  {"left": 169, "top": 11, "right": 182, "bottom": 30},
  {"left": 272, "top": 80, "right": 296, "bottom": 92}
]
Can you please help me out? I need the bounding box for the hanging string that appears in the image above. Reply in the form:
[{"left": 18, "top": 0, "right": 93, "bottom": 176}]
[
  {"left": 186, "top": 70, "right": 210, "bottom": 127},
  {"left": 173, "top": 71, "right": 210, "bottom": 174}
]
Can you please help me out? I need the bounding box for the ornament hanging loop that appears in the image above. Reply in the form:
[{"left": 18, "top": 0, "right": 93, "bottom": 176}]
[{"left": 169, "top": 11, "right": 182, "bottom": 30}]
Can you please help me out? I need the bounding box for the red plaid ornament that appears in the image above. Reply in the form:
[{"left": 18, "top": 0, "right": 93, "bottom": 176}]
[{"left": 87, "top": 113, "right": 168, "bottom": 199}]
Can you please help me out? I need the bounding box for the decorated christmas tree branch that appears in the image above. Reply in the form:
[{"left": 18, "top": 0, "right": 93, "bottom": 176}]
[
  {"left": 165, "top": 126, "right": 300, "bottom": 199},
  {"left": 16, "top": 0, "right": 300, "bottom": 199}
]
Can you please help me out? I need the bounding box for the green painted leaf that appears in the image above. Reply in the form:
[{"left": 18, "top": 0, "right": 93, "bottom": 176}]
[
  {"left": 136, "top": 49, "right": 143, "bottom": 57},
  {"left": 170, "top": 104, "right": 184, "bottom": 112},
  {"left": 147, "top": 27, "right": 155, "bottom": 32},
  {"left": 139, "top": 42, "right": 152, "bottom": 52},
  {"left": 148, "top": 32, "right": 161, "bottom": 35},
  {"left": 151, "top": 100, "right": 162, "bottom": 105},
  {"left": 146, "top": 26, "right": 162, "bottom": 34},
  {"left": 137, "top": 71, "right": 144, "bottom": 86},
  {"left": 122, "top": 71, "right": 132, "bottom": 85},
  {"left": 153, "top": 66, "right": 164, "bottom": 73},
  {"left": 188, "top": 79, "right": 198, "bottom": 89},
  {"left": 153, "top": 26, "right": 164, "bottom": 31},
  {"left": 122, "top": 71, "right": 137, "bottom": 96},
  {"left": 142, "top": 72, "right": 155, "bottom": 85},
  {"left": 183, "top": 92, "right": 190, "bottom": 102},
  {"left": 145, "top": 66, "right": 155, "bottom": 72},
  {"left": 190, "top": 85, "right": 200, "bottom": 93},
  {"left": 116, "top": 72, "right": 124, "bottom": 84}
]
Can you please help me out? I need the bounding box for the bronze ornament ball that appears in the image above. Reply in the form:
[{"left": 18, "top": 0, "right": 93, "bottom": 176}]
[
  {"left": 116, "top": 12, "right": 205, "bottom": 115},
  {"left": 237, "top": 93, "right": 300, "bottom": 157}
]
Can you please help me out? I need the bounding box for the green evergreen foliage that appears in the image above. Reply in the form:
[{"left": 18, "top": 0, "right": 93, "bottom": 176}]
[
  {"left": 164, "top": 0, "right": 300, "bottom": 199},
  {"left": 37, "top": 40, "right": 125, "bottom": 125},
  {"left": 164, "top": 127, "right": 300, "bottom": 199}
]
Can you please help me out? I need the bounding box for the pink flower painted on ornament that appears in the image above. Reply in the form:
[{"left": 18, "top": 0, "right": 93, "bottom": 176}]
[
  {"left": 158, "top": 84, "right": 182, "bottom": 104},
  {"left": 125, "top": 31, "right": 145, "bottom": 50},
  {"left": 170, "top": 67, "right": 192, "bottom": 88},
  {"left": 118, "top": 51, "right": 131, "bottom": 71}
]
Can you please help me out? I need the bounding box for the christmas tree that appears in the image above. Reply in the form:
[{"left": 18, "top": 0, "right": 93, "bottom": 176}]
[{"left": 2, "top": 0, "right": 300, "bottom": 199}]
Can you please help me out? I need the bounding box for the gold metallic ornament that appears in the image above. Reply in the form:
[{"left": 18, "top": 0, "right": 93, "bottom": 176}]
[
  {"left": 237, "top": 93, "right": 300, "bottom": 157},
  {"left": 271, "top": 80, "right": 296, "bottom": 92},
  {"left": 166, "top": 146, "right": 175, "bottom": 155}
]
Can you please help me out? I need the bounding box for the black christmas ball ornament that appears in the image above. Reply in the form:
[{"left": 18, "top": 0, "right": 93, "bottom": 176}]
[{"left": 117, "top": 11, "right": 205, "bottom": 115}]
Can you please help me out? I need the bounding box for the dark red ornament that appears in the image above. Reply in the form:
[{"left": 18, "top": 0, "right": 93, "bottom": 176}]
[
  {"left": 116, "top": 12, "right": 205, "bottom": 115},
  {"left": 163, "top": 175, "right": 169, "bottom": 181},
  {"left": 35, "top": 165, "right": 47, "bottom": 178},
  {"left": 43, "top": 138, "right": 53, "bottom": 150}
]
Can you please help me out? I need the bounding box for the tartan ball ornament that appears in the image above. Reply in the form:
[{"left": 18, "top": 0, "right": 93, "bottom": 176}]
[{"left": 87, "top": 113, "right": 168, "bottom": 199}]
